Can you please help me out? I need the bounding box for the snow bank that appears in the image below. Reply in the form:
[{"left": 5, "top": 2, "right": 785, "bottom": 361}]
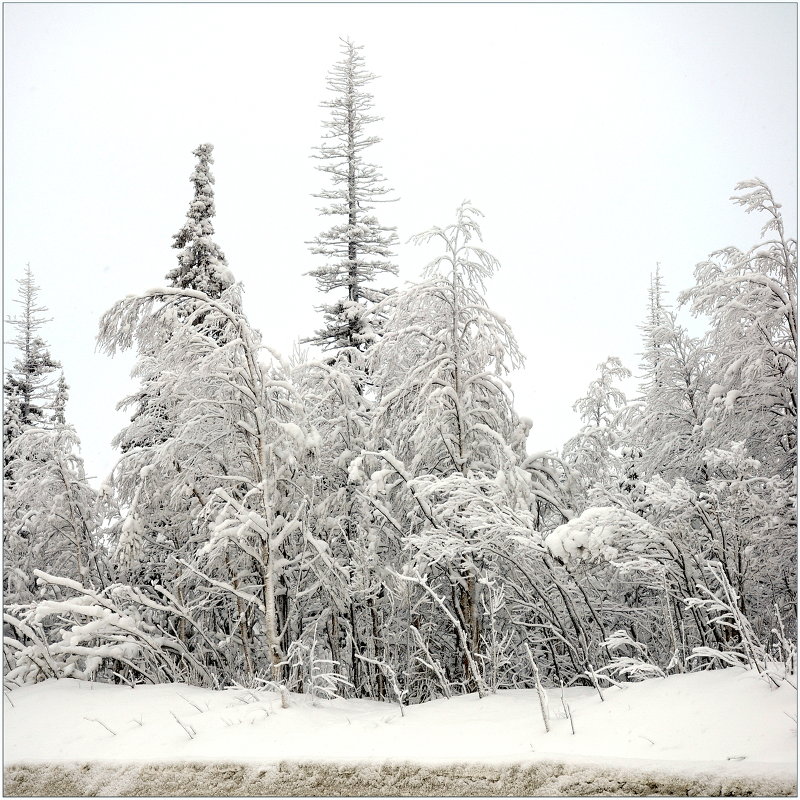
[{"left": 4, "top": 667, "right": 796, "bottom": 795}]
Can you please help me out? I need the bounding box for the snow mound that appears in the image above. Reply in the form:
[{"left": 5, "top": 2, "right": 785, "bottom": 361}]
[{"left": 3, "top": 667, "right": 796, "bottom": 795}]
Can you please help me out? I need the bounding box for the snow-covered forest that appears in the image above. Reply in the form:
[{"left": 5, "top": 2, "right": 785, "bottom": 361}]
[{"left": 4, "top": 35, "right": 796, "bottom": 719}]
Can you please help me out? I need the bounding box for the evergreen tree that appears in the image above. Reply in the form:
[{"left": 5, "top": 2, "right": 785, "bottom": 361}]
[
  {"left": 300, "top": 39, "right": 399, "bottom": 696},
  {"left": 121, "top": 142, "right": 235, "bottom": 457},
  {"left": 4, "top": 264, "right": 61, "bottom": 427},
  {"left": 3, "top": 385, "right": 24, "bottom": 481},
  {"left": 563, "top": 356, "right": 632, "bottom": 504},
  {"left": 111, "top": 143, "right": 239, "bottom": 595},
  {"left": 2, "top": 274, "right": 107, "bottom": 618},
  {"left": 625, "top": 269, "right": 711, "bottom": 484},
  {"left": 52, "top": 374, "right": 69, "bottom": 426},
  {"left": 167, "top": 143, "right": 234, "bottom": 299},
  {"left": 307, "top": 38, "right": 398, "bottom": 355},
  {"left": 640, "top": 265, "right": 669, "bottom": 395}
]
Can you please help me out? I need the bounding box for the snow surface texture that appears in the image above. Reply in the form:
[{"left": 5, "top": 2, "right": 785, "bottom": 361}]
[
  {"left": 4, "top": 667, "right": 796, "bottom": 796},
  {"left": 5, "top": 760, "right": 796, "bottom": 797}
]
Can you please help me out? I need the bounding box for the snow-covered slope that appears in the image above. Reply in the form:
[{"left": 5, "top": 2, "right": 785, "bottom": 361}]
[{"left": 4, "top": 667, "right": 796, "bottom": 795}]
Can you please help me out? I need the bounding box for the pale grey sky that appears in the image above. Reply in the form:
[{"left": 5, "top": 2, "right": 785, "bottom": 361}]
[{"left": 4, "top": 2, "right": 797, "bottom": 484}]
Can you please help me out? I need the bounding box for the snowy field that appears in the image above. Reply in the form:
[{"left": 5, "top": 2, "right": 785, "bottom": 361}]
[{"left": 4, "top": 666, "right": 796, "bottom": 796}]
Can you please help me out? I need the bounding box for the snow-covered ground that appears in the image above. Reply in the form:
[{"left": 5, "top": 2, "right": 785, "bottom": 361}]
[{"left": 4, "top": 667, "right": 796, "bottom": 796}]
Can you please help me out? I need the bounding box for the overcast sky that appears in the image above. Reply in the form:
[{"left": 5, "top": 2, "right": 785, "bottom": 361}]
[{"left": 4, "top": 2, "right": 797, "bottom": 485}]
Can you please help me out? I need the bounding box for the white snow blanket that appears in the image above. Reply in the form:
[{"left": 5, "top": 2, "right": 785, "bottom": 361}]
[{"left": 4, "top": 667, "right": 796, "bottom": 796}]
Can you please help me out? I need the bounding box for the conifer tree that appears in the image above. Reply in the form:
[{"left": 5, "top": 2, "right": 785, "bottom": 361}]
[
  {"left": 307, "top": 38, "right": 398, "bottom": 355},
  {"left": 4, "top": 264, "right": 61, "bottom": 427},
  {"left": 3, "top": 386, "right": 24, "bottom": 480},
  {"left": 52, "top": 374, "right": 69, "bottom": 426},
  {"left": 2, "top": 274, "right": 107, "bottom": 613},
  {"left": 301, "top": 40, "right": 399, "bottom": 697},
  {"left": 625, "top": 270, "right": 711, "bottom": 485},
  {"left": 117, "top": 143, "right": 236, "bottom": 457},
  {"left": 112, "top": 143, "right": 237, "bottom": 595},
  {"left": 167, "top": 143, "right": 233, "bottom": 299},
  {"left": 640, "top": 265, "right": 669, "bottom": 394}
]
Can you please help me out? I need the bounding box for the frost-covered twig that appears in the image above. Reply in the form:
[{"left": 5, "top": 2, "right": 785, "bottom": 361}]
[
  {"left": 389, "top": 568, "right": 489, "bottom": 698},
  {"left": 176, "top": 692, "right": 205, "bottom": 713},
  {"left": 84, "top": 717, "right": 116, "bottom": 736},
  {"left": 355, "top": 653, "right": 407, "bottom": 716},
  {"left": 560, "top": 682, "right": 575, "bottom": 735},
  {"left": 525, "top": 644, "right": 550, "bottom": 733},
  {"left": 169, "top": 710, "right": 196, "bottom": 740}
]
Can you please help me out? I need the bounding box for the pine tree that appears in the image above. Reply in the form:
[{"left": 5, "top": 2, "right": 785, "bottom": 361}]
[
  {"left": 307, "top": 38, "right": 398, "bottom": 355},
  {"left": 4, "top": 264, "right": 61, "bottom": 427}
]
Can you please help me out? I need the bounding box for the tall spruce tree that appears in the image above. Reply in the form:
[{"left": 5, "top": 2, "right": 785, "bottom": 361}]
[
  {"left": 300, "top": 40, "right": 399, "bottom": 698},
  {"left": 640, "top": 265, "right": 669, "bottom": 394},
  {"left": 167, "top": 143, "right": 233, "bottom": 299},
  {"left": 112, "top": 143, "right": 237, "bottom": 593},
  {"left": 118, "top": 142, "right": 235, "bottom": 457},
  {"left": 307, "top": 38, "right": 398, "bottom": 355}
]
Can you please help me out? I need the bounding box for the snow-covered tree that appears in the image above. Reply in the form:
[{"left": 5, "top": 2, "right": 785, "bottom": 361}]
[
  {"left": 563, "top": 356, "right": 631, "bottom": 502},
  {"left": 300, "top": 40, "right": 399, "bottom": 694},
  {"left": 572, "top": 356, "right": 630, "bottom": 429},
  {"left": 306, "top": 38, "right": 398, "bottom": 355},
  {"left": 166, "top": 143, "right": 234, "bottom": 300},
  {"left": 4, "top": 425, "right": 107, "bottom": 607},
  {"left": 52, "top": 374, "right": 69, "bottom": 426},
  {"left": 366, "top": 203, "right": 532, "bottom": 691},
  {"left": 623, "top": 271, "right": 711, "bottom": 485},
  {"left": 109, "top": 144, "right": 236, "bottom": 594},
  {"left": 2, "top": 269, "right": 105, "bottom": 626},
  {"left": 3, "top": 385, "right": 25, "bottom": 480},
  {"left": 293, "top": 355, "right": 385, "bottom": 698},
  {"left": 4, "top": 264, "right": 61, "bottom": 428},
  {"left": 549, "top": 182, "right": 797, "bottom": 682},
  {"left": 371, "top": 203, "right": 522, "bottom": 477},
  {"left": 681, "top": 179, "right": 797, "bottom": 478},
  {"left": 99, "top": 284, "right": 330, "bottom": 684}
]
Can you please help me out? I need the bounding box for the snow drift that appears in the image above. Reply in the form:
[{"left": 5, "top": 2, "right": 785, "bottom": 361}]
[{"left": 4, "top": 666, "right": 796, "bottom": 796}]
